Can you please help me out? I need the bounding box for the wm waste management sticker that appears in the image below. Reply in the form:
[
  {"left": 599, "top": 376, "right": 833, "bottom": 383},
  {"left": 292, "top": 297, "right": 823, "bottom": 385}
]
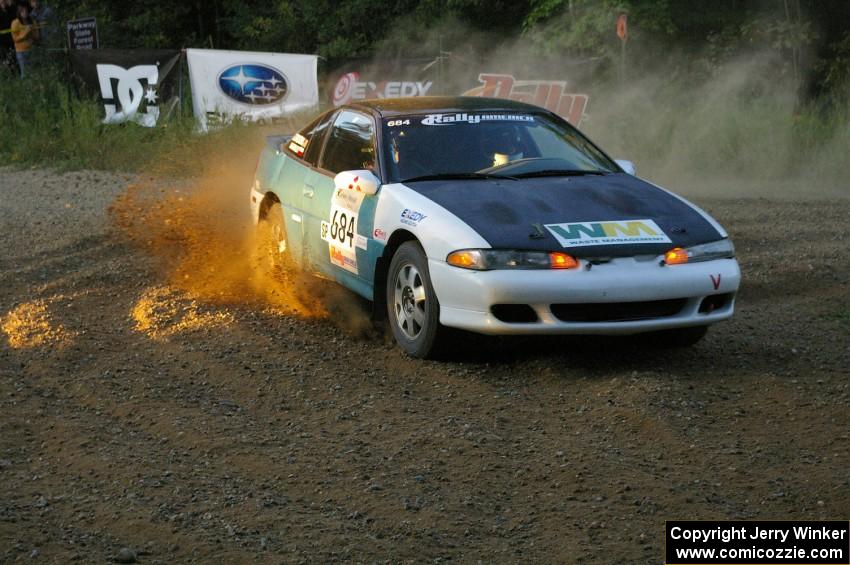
[{"left": 544, "top": 219, "right": 671, "bottom": 247}]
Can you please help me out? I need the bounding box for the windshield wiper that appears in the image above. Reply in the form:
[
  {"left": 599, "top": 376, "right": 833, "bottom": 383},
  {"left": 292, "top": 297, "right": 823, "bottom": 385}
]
[
  {"left": 514, "top": 169, "right": 609, "bottom": 178},
  {"left": 400, "top": 172, "right": 517, "bottom": 183}
]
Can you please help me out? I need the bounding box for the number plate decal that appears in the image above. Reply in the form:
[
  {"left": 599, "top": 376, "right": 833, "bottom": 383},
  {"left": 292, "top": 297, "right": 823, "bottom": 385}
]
[{"left": 321, "top": 188, "right": 366, "bottom": 274}]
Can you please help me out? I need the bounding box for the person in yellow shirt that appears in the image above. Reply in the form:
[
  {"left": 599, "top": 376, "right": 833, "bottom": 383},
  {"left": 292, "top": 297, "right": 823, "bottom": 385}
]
[
  {"left": 0, "top": 0, "right": 18, "bottom": 76},
  {"left": 11, "top": 3, "right": 38, "bottom": 78}
]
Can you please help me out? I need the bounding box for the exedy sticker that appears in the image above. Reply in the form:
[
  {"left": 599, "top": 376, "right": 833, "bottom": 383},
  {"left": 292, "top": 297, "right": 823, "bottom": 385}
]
[
  {"left": 420, "top": 113, "right": 534, "bottom": 126},
  {"left": 400, "top": 209, "right": 427, "bottom": 226},
  {"left": 544, "top": 219, "right": 671, "bottom": 247}
]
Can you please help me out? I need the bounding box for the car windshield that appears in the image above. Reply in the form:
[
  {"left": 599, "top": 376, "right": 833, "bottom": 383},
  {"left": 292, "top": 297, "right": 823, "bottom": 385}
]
[{"left": 382, "top": 112, "right": 619, "bottom": 183}]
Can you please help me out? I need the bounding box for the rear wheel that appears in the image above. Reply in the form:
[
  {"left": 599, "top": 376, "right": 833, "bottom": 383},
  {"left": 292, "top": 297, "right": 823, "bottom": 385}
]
[
  {"left": 386, "top": 241, "right": 444, "bottom": 358},
  {"left": 257, "top": 202, "right": 289, "bottom": 272}
]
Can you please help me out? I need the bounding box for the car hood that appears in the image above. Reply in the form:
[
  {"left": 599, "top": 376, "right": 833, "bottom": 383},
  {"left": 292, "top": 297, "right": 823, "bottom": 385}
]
[{"left": 400, "top": 173, "right": 724, "bottom": 257}]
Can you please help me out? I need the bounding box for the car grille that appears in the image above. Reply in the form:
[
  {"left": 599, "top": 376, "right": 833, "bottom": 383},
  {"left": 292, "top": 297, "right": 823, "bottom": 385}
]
[{"left": 550, "top": 299, "right": 687, "bottom": 323}]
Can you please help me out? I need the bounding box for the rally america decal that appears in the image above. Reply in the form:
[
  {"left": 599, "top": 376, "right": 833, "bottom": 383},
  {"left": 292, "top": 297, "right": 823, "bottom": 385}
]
[
  {"left": 420, "top": 113, "right": 534, "bottom": 126},
  {"left": 321, "top": 188, "right": 365, "bottom": 274},
  {"left": 544, "top": 219, "right": 672, "bottom": 247}
]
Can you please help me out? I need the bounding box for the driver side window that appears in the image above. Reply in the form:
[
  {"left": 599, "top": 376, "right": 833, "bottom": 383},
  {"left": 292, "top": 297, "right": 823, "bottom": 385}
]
[{"left": 320, "top": 110, "right": 376, "bottom": 175}]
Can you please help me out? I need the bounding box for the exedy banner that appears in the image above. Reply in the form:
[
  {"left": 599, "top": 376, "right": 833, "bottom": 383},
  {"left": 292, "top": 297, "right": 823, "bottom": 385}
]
[
  {"left": 332, "top": 71, "right": 433, "bottom": 106},
  {"left": 69, "top": 49, "right": 181, "bottom": 128}
]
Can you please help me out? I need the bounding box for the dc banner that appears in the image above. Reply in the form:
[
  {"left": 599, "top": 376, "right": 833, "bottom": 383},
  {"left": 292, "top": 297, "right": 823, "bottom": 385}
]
[
  {"left": 69, "top": 49, "right": 181, "bottom": 128},
  {"left": 185, "top": 48, "right": 318, "bottom": 132}
]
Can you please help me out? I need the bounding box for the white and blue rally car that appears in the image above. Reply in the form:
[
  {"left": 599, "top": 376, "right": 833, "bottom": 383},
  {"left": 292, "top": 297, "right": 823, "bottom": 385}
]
[{"left": 250, "top": 97, "right": 740, "bottom": 358}]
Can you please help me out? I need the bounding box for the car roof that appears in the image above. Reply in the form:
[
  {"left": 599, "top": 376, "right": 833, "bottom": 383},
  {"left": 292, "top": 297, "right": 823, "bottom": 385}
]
[{"left": 348, "top": 96, "right": 547, "bottom": 117}]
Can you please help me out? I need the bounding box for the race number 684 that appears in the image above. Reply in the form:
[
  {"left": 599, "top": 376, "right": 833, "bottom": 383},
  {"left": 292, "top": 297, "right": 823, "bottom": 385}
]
[{"left": 330, "top": 209, "right": 355, "bottom": 247}]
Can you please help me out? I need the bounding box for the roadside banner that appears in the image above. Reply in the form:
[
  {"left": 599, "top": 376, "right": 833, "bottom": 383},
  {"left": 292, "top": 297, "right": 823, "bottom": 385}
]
[
  {"left": 186, "top": 48, "right": 318, "bottom": 131},
  {"left": 331, "top": 71, "right": 434, "bottom": 106},
  {"left": 463, "top": 73, "right": 590, "bottom": 127},
  {"left": 328, "top": 59, "right": 437, "bottom": 106},
  {"left": 69, "top": 49, "right": 181, "bottom": 128}
]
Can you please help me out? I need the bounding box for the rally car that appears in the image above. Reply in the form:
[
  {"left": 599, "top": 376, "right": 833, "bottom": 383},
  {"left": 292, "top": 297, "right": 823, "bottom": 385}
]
[{"left": 250, "top": 97, "right": 740, "bottom": 358}]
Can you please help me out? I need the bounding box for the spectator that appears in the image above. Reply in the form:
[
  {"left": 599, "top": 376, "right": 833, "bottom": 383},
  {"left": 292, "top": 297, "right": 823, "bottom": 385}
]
[
  {"left": 11, "top": 2, "right": 38, "bottom": 78},
  {"left": 0, "top": 0, "right": 18, "bottom": 76},
  {"left": 28, "top": 0, "right": 51, "bottom": 45}
]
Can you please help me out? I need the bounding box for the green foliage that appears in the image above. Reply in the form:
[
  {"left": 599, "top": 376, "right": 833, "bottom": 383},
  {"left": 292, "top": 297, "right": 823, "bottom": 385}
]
[
  {"left": 40, "top": 0, "right": 849, "bottom": 95},
  {"left": 1, "top": 0, "right": 846, "bottom": 179},
  {"left": 0, "top": 61, "right": 256, "bottom": 174},
  {"left": 820, "top": 32, "right": 850, "bottom": 94},
  {"left": 523, "top": 0, "right": 625, "bottom": 57}
]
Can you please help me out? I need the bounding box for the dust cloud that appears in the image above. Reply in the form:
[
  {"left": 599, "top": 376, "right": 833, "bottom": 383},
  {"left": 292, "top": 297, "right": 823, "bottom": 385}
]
[
  {"left": 366, "top": 17, "right": 849, "bottom": 199},
  {"left": 109, "top": 136, "right": 374, "bottom": 338},
  {"left": 581, "top": 52, "right": 850, "bottom": 199}
]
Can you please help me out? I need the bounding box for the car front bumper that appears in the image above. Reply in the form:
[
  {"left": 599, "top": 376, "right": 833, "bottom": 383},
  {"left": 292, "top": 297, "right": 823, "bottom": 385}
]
[{"left": 428, "top": 256, "right": 741, "bottom": 335}]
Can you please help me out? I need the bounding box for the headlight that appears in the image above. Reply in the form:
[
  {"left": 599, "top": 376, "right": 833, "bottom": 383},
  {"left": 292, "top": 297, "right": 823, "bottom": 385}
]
[
  {"left": 446, "top": 249, "right": 579, "bottom": 270},
  {"left": 663, "top": 239, "right": 735, "bottom": 265}
]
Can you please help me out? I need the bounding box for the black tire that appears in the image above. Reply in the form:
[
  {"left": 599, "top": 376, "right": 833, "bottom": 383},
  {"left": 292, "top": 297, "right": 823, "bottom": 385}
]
[
  {"left": 256, "top": 201, "right": 289, "bottom": 272},
  {"left": 386, "top": 241, "right": 444, "bottom": 358},
  {"left": 644, "top": 325, "right": 709, "bottom": 348}
]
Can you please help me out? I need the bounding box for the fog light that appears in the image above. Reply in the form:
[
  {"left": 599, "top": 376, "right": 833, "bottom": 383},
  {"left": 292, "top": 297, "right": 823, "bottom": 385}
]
[{"left": 664, "top": 247, "right": 688, "bottom": 265}]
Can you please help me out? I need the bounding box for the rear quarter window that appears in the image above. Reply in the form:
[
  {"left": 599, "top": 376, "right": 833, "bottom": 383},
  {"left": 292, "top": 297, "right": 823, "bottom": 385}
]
[{"left": 285, "top": 111, "right": 335, "bottom": 164}]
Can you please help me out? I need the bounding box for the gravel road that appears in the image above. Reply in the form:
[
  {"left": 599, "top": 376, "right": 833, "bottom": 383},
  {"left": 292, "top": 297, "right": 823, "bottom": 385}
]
[{"left": 1, "top": 166, "right": 849, "bottom": 563}]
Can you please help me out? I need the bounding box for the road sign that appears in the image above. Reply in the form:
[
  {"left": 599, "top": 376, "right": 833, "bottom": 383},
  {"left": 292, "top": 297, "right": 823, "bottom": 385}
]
[
  {"left": 616, "top": 14, "right": 628, "bottom": 42},
  {"left": 67, "top": 17, "right": 98, "bottom": 50}
]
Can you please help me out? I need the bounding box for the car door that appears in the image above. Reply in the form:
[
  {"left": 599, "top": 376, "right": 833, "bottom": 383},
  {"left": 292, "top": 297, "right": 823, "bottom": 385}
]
[
  {"left": 300, "top": 109, "right": 379, "bottom": 297},
  {"left": 271, "top": 111, "right": 334, "bottom": 266}
]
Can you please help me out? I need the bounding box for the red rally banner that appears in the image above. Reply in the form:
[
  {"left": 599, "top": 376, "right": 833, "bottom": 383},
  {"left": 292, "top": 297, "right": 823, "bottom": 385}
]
[{"left": 463, "top": 73, "right": 590, "bottom": 127}]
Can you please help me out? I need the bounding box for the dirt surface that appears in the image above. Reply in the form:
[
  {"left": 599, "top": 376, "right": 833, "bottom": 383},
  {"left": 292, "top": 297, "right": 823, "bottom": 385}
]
[{"left": 1, "top": 166, "right": 849, "bottom": 563}]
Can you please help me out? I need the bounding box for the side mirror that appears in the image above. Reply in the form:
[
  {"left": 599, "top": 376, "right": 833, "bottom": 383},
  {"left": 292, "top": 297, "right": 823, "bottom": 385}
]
[
  {"left": 615, "top": 159, "right": 636, "bottom": 175},
  {"left": 334, "top": 170, "right": 380, "bottom": 196}
]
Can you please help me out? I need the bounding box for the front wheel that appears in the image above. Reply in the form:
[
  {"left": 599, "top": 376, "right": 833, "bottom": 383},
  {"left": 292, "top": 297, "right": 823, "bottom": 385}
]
[{"left": 386, "top": 241, "right": 444, "bottom": 358}]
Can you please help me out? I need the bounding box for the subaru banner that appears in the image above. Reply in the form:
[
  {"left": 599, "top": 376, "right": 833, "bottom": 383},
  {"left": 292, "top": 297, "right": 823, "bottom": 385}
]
[
  {"left": 186, "top": 48, "right": 318, "bottom": 132},
  {"left": 69, "top": 49, "right": 181, "bottom": 128}
]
